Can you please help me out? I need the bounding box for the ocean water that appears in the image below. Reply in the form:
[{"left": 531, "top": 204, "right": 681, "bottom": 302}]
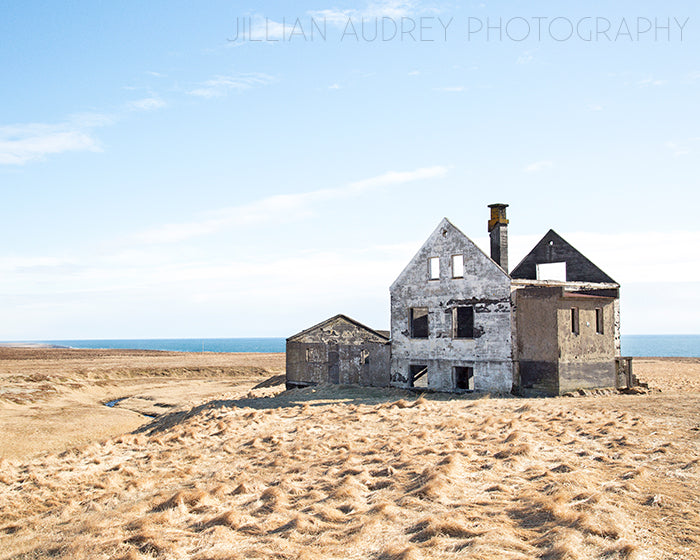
[
  {"left": 42, "top": 338, "right": 287, "bottom": 353},
  {"left": 620, "top": 335, "right": 700, "bottom": 358},
  {"left": 7, "top": 335, "right": 699, "bottom": 357}
]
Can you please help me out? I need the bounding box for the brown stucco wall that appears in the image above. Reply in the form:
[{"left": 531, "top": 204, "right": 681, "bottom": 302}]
[
  {"left": 514, "top": 287, "right": 560, "bottom": 395},
  {"left": 557, "top": 296, "right": 616, "bottom": 393},
  {"left": 514, "top": 287, "right": 618, "bottom": 396}
]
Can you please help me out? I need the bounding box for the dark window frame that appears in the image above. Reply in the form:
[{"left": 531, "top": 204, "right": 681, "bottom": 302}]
[
  {"left": 571, "top": 307, "right": 580, "bottom": 335},
  {"left": 595, "top": 308, "right": 604, "bottom": 334},
  {"left": 409, "top": 307, "right": 429, "bottom": 339},
  {"left": 454, "top": 366, "right": 474, "bottom": 391},
  {"left": 453, "top": 306, "right": 474, "bottom": 339},
  {"left": 409, "top": 364, "right": 428, "bottom": 388}
]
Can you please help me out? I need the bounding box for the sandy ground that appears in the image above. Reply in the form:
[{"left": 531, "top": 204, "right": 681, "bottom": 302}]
[{"left": 0, "top": 351, "right": 698, "bottom": 560}]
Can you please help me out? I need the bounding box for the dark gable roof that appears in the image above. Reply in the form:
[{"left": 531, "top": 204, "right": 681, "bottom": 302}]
[
  {"left": 287, "top": 314, "right": 390, "bottom": 342},
  {"left": 510, "top": 229, "right": 616, "bottom": 284}
]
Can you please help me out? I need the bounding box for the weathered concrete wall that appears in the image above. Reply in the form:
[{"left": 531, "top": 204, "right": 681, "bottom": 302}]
[
  {"left": 557, "top": 296, "right": 617, "bottom": 392},
  {"left": 514, "top": 287, "right": 618, "bottom": 395},
  {"left": 514, "top": 287, "right": 560, "bottom": 396},
  {"left": 286, "top": 316, "right": 390, "bottom": 389},
  {"left": 390, "top": 218, "right": 513, "bottom": 393}
]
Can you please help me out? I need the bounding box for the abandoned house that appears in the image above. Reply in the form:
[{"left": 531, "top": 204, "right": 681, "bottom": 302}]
[
  {"left": 286, "top": 204, "right": 627, "bottom": 397},
  {"left": 285, "top": 314, "right": 391, "bottom": 390},
  {"left": 389, "top": 204, "right": 623, "bottom": 396}
]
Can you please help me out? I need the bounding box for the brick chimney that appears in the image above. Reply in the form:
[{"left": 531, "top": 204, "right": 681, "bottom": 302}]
[{"left": 488, "top": 203, "right": 509, "bottom": 272}]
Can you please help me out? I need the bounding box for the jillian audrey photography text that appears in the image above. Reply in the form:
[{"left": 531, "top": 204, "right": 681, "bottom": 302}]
[{"left": 229, "top": 14, "right": 691, "bottom": 43}]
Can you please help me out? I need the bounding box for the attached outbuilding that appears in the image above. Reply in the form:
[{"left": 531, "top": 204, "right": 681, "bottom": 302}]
[
  {"left": 285, "top": 314, "right": 391, "bottom": 390},
  {"left": 510, "top": 229, "right": 623, "bottom": 396}
]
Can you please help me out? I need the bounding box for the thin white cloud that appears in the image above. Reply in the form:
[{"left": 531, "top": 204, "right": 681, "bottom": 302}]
[
  {"left": 311, "top": 0, "right": 416, "bottom": 22},
  {"left": 408, "top": 70, "right": 420, "bottom": 76},
  {"left": 132, "top": 166, "right": 449, "bottom": 244},
  {"left": 0, "top": 122, "right": 102, "bottom": 165},
  {"left": 587, "top": 104, "right": 603, "bottom": 112},
  {"left": 187, "top": 73, "right": 275, "bottom": 98},
  {"left": 666, "top": 141, "right": 690, "bottom": 157},
  {"left": 524, "top": 160, "right": 554, "bottom": 173},
  {"left": 665, "top": 138, "right": 699, "bottom": 157},
  {"left": 517, "top": 52, "right": 534, "bottom": 65},
  {"left": 637, "top": 77, "right": 666, "bottom": 88},
  {"left": 434, "top": 86, "right": 465, "bottom": 92},
  {"left": 0, "top": 93, "right": 163, "bottom": 166},
  {"left": 127, "top": 96, "right": 166, "bottom": 111},
  {"left": 245, "top": 1, "right": 420, "bottom": 41},
  {"left": 328, "top": 83, "right": 341, "bottom": 90}
]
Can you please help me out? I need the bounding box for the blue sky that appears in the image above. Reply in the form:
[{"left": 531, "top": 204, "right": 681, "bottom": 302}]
[{"left": 1, "top": 0, "right": 698, "bottom": 339}]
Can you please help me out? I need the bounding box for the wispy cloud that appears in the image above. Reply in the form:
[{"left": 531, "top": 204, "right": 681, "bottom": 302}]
[
  {"left": 310, "top": 0, "right": 417, "bottom": 22},
  {"left": 244, "top": 1, "right": 421, "bottom": 40},
  {"left": 187, "top": 73, "right": 276, "bottom": 98},
  {"left": 517, "top": 50, "right": 535, "bottom": 65},
  {"left": 132, "top": 165, "right": 449, "bottom": 244},
  {"left": 587, "top": 104, "right": 603, "bottom": 112},
  {"left": 0, "top": 66, "right": 271, "bottom": 165},
  {"left": 127, "top": 96, "right": 167, "bottom": 111},
  {"left": 328, "top": 83, "right": 341, "bottom": 90},
  {"left": 0, "top": 122, "right": 103, "bottom": 165},
  {"left": 666, "top": 141, "right": 690, "bottom": 157},
  {"left": 524, "top": 160, "right": 553, "bottom": 173},
  {"left": 665, "top": 138, "right": 699, "bottom": 157},
  {"left": 637, "top": 77, "right": 666, "bottom": 88}
]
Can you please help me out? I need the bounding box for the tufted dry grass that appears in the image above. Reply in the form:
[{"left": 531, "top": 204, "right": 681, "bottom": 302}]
[{"left": 0, "top": 357, "right": 698, "bottom": 559}]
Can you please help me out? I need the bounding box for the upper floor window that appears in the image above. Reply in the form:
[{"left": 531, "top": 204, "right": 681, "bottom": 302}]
[
  {"left": 595, "top": 308, "right": 604, "bottom": 334},
  {"left": 410, "top": 307, "right": 429, "bottom": 338},
  {"left": 537, "top": 262, "right": 566, "bottom": 281},
  {"left": 453, "top": 307, "right": 474, "bottom": 339},
  {"left": 429, "top": 257, "right": 440, "bottom": 280},
  {"left": 451, "top": 254, "right": 464, "bottom": 278},
  {"left": 571, "top": 307, "right": 580, "bottom": 335}
]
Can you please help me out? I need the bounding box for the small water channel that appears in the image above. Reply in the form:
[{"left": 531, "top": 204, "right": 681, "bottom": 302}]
[{"left": 103, "top": 396, "right": 158, "bottom": 418}]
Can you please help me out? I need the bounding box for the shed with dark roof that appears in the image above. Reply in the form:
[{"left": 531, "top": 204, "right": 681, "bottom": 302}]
[{"left": 285, "top": 314, "right": 390, "bottom": 390}]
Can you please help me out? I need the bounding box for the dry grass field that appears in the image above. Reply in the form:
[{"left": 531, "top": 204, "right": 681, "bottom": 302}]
[
  {"left": 0, "top": 350, "right": 699, "bottom": 560},
  {"left": 0, "top": 348, "right": 285, "bottom": 460}
]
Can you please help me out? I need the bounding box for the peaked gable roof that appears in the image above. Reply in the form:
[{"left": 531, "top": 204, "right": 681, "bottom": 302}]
[
  {"left": 390, "top": 217, "right": 509, "bottom": 292},
  {"left": 510, "top": 229, "right": 616, "bottom": 284},
  {"left": 287, "top": 314, "right": 390, "bottom": 343}
]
